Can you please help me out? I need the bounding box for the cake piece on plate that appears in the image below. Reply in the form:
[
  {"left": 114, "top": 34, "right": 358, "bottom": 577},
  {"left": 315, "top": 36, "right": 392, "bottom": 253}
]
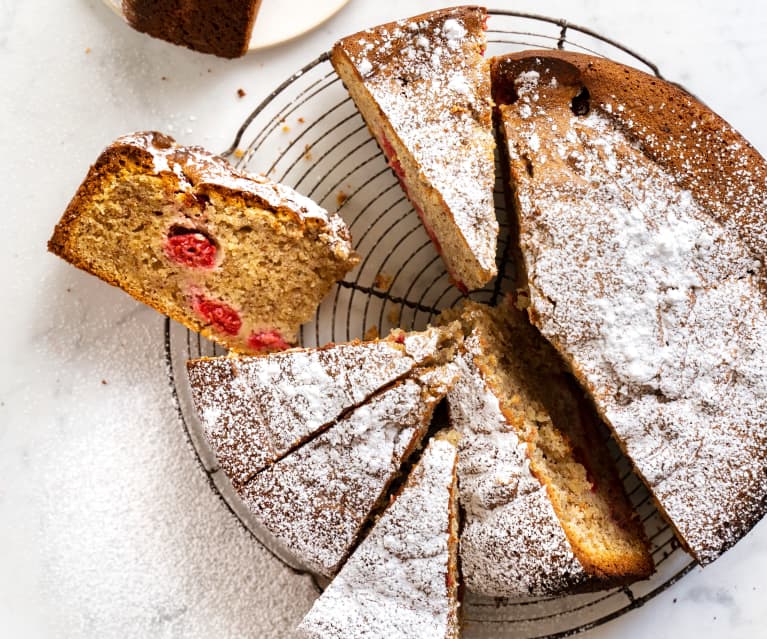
[
  {"left": 331, "top": 6, "right": 497, "bottom": 292},
  {"left": 441, "top": 301, "right": 652, "bottom": 596},
  {"left": 297, "top": 431, "right": 461, "bottom": 639},
  {"left": 121, "top": 0, "right": 262, "bottom": 58},
  {"left": 49, "top": 131, "right": 358, "bottom": 355},
  {"left": 493, "top": 50, "right": 767, "bottom": 564},
  {"left": 187, "top": 323, "right": 461, "bottom": 487},
  {"left": 237, "top": 365, "right": 459, "bottom": 577}
]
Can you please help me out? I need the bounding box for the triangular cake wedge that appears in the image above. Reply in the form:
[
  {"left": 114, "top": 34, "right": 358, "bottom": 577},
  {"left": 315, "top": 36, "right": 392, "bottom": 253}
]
[
  {"left": 49, "top": 131, "right": 359, "bottom": 355},
  {"left": 440, "top": 301, "right": 652, "bottom": 596},
  {"left": 331, "top": 6, "right": 497, "bottom": 292},
  {"left": 237, "top": 365, "right": 459, "bottom": 578},
  {"left": 297, "top": 431, "right": 461, "bottom": 639},
  {"left": 187, "top": 324, "right": 461, "bottom": 487},
  {"left": 492, "top": 51, "right": 767, "bottom": 564}
]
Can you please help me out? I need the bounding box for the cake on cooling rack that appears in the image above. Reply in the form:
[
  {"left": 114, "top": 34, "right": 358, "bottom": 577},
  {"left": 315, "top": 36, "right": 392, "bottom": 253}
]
[
  {"left": 49, "top": 131, "right": 358, "bottom": 356},
  {"left": 186, "top": 323, "right": 461, "bottom": 487},
  {"left": 331, "top": 6, "right": 497, "bottom": 292},
  {"left": 440, "top": 301, "right": 653, "bottom": 596},
  {"left": 121, "top": 0, "right": 262, "bottom": 58},
  {"left": 493, "top": 50, "right": 767, "bottom": 565},
  {"left": 297, "top": 431, "right": 461, "bottom": 639},
  {"left": 237, "top": 365, "right": 459, "bottom": 577}
]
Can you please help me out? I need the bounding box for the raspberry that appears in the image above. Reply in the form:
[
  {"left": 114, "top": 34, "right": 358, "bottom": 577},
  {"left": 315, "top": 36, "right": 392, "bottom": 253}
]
[
  {"left": 193, "top": 296, "right": 241, "bottom": 335},
  {"left": 164, "top": 229, "right": 216, "bottom": 268},
  {"left": 247, "top": 330, "right": 291, "bottom": 352}
]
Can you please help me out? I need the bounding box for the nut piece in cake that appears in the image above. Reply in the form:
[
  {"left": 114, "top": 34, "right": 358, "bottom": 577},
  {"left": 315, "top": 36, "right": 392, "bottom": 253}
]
[
  {"left": 493, "top": 50, "right": 767, "bottom": 565},
  {"left": 187, "top": 323, "right": 462, "bottom": 487},
  {"left": 49, "top": 131, "right": 359, "bottom": 355},
  {"left": 440, "top": 301, "right": 653, "bottom": 596},
  {"left": 331, "top": 6, "right": 497, "bottom": 292},
  {"left": 237, "top": 364, "right": 459, "bottom": 578},
  {"left": 297, "top": 430, "right": 461, "bottom": 639}
]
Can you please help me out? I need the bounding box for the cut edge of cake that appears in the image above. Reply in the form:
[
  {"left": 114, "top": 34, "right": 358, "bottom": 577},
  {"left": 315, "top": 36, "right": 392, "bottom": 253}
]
[
  {"left": 49, "top": 131, "right": 359, "bottom": 356},
  {"left": 441, "top": 301, "right": 653, "bottom": 596},
  {"left": 491, "top": 49, "right": 767, "bottom": 565},
  {"left": 331, "top": 6, "right": 498, "bottom": 292}
]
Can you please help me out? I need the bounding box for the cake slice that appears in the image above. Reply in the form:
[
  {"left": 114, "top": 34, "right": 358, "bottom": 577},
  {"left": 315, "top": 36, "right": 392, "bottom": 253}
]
[
  {"left": 493, "top": 51, "right": 767, "bottom": 564},
  {"left": 122, "top": 0, "right": 262, "bottom": 58},
  {"left": 297, "top": 431, "right": 461, "bottom": 639},
  {"left": 237, "top": 365, "right": 458, "bottom": 577},
  {"left": 441, "top": 301, "right": 652, "bottom": 596},
  {"left": 331, "top": 6, "right": 497, "bottom": 292},
  {"left": 49, "top": 132, "right": 358, "bottom": 355},
  {"left": 187, "top": 323, "right": 461, "bottom": 487}
]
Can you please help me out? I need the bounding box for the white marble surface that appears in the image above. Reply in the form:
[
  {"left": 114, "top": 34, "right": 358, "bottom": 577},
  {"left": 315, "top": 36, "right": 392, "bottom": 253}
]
[{"left": 1, "top": 0, "right": 766, "bottom": 637}]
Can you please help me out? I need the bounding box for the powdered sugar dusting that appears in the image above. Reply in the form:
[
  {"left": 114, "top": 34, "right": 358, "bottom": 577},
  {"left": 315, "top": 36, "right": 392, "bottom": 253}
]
[
  {"left": 503, "top": 78, "right": 767, "bottom": 563},
  {"left": 187, "top": 329, "right": 449, "bottom": 487},
  {"left": 297, "top": 437, "right": 458, "bottom": 639},
  {"left": 237, "top": 367, "right": 453, "bottom": 577},
  {"left": 447, "top": 336, "right": 586, "bottom": 596},
  {"left": 115, "top": 132, "right": 355, "bottom": 259},
  {"left": 335, "top": 7, "right": 497, "bottom": 281}
]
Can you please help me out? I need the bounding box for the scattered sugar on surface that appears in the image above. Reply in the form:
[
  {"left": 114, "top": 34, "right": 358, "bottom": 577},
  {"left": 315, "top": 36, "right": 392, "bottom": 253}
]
[{"left": 28, "top": 288, "right": 316, "bottom": 638}]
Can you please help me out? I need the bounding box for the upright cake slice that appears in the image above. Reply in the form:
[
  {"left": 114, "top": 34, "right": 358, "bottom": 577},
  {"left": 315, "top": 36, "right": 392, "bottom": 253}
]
[
  {"left": 49, "top": 132, "right": 358, "bottom": 355},
  {"left": 331, "top": 6, "right": 497, "bottom": 292},
  {"left": 297, "top": 431, "right": 461, "bottom": 639},
  {"left": 441, "top": 301, "right": 652, "bottom": 596},
  {"left": 237, "top": 365, "right": 458, "bottom": 577},
  {"left": 187, "top": 324, "right": 460, "bottom": 487},
  {"left": 122, "top": 0, "right": 262, "bottom": 58},
  {"left": 493, "top": 51, "right": 767, "bottom": 564}
]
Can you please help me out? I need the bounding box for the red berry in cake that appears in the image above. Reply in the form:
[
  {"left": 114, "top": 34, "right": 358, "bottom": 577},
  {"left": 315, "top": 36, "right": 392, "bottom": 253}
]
[
  {"left": 165, "top": 228, "right": 217, "bottom": 268},
  {"left": 193, "top": 295, "right": 241, "bottom": 335},
  {"left": 247, "top": 330, "right": 291, "bottom": 352}
]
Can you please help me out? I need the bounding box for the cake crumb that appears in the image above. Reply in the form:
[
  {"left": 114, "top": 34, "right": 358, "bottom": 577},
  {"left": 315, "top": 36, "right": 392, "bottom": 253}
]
[
  {"left": 282, "top": 125, "right": 290, "bottom": 133},
  {"left": 336, "top": 191, "right": 348, "bottom": 207},
  {"left": 85, "top": 47, "right": 91, "bottom": 54},
  {"left": 234, "top": 149, "right": 245, "bottom": 159},
  {"left": 298, "top": 117, "right": 305, "bottom": 124},
  {"left": 364, "top": 325, "right": 380, "bottom": 340},
  {"left": 304, "top": 145, "right": 312, "bottom": 161},
  {"left": 237, "top": 88, "right": 246, "bottom": 98},
  {"left": 101, "top": 379, "right": 108, "bottom": 385},
  {"left": 161, "top": 76, "right": 167, "bottom": 81},
  {"left": 374, "top": 272, "right": 393, "bottom": 291},
  {"left": 387, "top": 307, "right": 400, "bottom": 325}
]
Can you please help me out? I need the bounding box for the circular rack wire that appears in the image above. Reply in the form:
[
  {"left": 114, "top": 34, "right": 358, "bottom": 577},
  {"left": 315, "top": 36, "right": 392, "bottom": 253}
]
[{"left": 166, "top": 10, "right": 697, "bottom": 638}]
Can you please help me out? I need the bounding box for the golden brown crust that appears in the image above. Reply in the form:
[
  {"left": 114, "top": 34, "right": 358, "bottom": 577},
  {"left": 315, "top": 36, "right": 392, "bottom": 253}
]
[
  {"left": 492, "top": 50, "right": 767, "bottom": 271},
  {"left": 331, "top": 6, "right": 497, "bottom": 291},
  {"left": 48, "top": 132, "right": 358, "bottom": 354},
  {"left": 492, "top": 51, "right": 767, "bottom": 564}
]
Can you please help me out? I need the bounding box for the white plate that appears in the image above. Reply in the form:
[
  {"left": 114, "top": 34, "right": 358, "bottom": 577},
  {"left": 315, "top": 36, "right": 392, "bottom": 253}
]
[{"left": 102, "top": 0, "right": 350, "bottom": 51}]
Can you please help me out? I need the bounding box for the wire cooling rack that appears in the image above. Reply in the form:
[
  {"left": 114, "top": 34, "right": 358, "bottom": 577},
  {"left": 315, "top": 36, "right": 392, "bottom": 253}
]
[{"left": 165, "top": 10, "right": 697, "bottom": 638}]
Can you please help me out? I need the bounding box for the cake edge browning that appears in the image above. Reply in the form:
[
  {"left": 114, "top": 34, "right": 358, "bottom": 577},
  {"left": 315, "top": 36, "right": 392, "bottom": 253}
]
[
  {"left": 48, "top": 131, "right": 359, "bottom": 355},
  {"left": 330, "top": 6, "right": 498, "bottom": 292},
  {"left": 491, "top": 51, "right": 767, "bottom": 564}
]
